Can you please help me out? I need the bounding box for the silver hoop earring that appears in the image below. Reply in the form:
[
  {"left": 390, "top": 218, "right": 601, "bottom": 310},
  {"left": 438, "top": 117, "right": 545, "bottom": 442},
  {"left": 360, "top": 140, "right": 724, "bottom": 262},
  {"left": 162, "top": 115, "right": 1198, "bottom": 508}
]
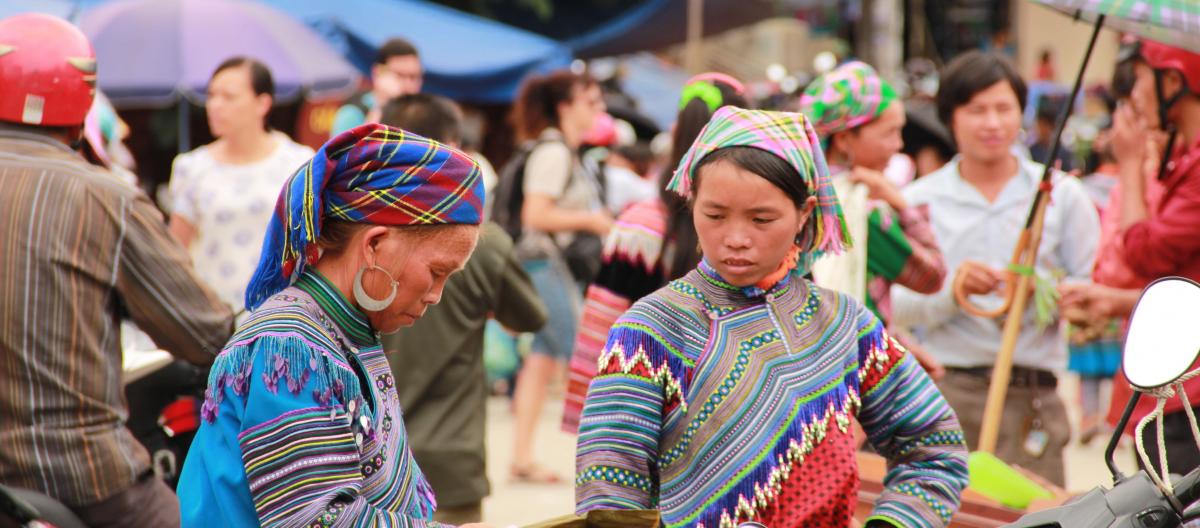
[{"left": 353, "top": 265, "right": 397, "bottom": 312}]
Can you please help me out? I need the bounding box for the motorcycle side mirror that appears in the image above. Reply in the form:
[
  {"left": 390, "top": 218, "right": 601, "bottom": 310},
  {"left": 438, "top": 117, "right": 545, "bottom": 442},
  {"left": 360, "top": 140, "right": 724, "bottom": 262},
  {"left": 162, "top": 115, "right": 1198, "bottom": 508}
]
[
  {"left": 1122, "top": 277, "right": 1200, "bottom": 390},
  {"left": 1106, "top": 277, "right": 1200, "bottom": 483}
]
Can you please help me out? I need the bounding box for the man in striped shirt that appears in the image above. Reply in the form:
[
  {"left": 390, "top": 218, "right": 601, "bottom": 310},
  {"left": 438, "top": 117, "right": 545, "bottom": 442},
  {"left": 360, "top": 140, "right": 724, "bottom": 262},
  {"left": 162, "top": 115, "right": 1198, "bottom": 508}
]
[{"left": 0, "top": 15, "right": 235, "bottom": 527}]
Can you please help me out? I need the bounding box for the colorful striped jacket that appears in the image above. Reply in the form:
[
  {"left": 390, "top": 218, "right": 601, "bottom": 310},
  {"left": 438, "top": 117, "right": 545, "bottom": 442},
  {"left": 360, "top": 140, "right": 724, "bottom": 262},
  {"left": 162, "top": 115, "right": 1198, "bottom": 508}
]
[
  {"left": 564, "top": 192, "right": 945, "bottom": 434},
  {"left": 575, "top": 261, "right": 968, "bottom": 527},
  {"left": 178, "top": 271, "right": 445, "bottom": 527}
]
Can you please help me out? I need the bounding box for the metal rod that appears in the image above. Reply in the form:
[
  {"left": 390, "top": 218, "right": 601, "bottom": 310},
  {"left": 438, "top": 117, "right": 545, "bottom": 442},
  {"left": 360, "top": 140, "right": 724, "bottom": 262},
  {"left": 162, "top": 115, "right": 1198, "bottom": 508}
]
[
  {"left": 177, "top": 100, "right": 191, "bottom": 154},
  {"left": 1107, "top": 392, "right": 1140, "bottom": 483}
]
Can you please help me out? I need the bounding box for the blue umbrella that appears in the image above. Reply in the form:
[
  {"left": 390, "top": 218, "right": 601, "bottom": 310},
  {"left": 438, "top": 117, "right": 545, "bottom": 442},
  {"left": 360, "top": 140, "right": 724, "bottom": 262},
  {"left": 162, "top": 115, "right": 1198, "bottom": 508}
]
[
  {"left": 0, "top": 0, "right": 78, "bottom": 21},
  {"left": 262, "top": 0, "right": 572, "bottom": 103},
  {"left": 77, "top": 0, "right": 361, "bottom": 108}
]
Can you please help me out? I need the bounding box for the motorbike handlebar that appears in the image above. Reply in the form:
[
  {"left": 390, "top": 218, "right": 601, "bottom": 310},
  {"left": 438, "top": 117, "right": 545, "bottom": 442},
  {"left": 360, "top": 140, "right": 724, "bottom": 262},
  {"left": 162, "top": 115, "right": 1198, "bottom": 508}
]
[{"left": 1173, "top": 467, "right": 1200, "bottom": 510}]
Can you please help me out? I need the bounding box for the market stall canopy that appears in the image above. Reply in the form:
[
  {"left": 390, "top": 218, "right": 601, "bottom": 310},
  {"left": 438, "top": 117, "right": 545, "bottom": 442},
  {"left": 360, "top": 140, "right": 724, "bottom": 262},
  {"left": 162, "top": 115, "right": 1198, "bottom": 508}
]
[
  {"left": 568, "top": 0, "right": 775, "bottom": 59},
  {"left": 262, "top": 0, "right": 573, "bottom": 103}
]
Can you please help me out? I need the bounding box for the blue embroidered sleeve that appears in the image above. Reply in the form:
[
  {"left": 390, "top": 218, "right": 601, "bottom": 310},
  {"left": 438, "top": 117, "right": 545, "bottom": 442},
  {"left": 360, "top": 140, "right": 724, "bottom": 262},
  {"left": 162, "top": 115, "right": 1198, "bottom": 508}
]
[
  {"left": 854, "top": 309, "right": 969, "bottom": 528},
  {"left": 178, "top": 334, "right": 447, "bottom": 528},
  {"left": 575, "top": 321, "right": 686, "bottom": 513}
]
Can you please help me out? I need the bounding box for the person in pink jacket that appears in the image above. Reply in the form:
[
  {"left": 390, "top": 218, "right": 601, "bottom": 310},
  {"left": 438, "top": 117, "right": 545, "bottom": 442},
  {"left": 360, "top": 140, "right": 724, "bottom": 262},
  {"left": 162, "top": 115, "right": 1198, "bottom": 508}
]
[{"left": 1061, "top": 38, "right": 1200, "bottom": 477}]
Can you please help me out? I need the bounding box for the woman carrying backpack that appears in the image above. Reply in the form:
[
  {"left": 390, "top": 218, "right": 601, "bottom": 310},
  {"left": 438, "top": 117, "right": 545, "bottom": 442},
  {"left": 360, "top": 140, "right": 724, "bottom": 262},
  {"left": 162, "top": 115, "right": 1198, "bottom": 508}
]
[
  {"left": 561, "top": 73, "right": 749, "bottom": 433},
  {"left": 507, "top": 69, "right": 613, "bottom": 483}
]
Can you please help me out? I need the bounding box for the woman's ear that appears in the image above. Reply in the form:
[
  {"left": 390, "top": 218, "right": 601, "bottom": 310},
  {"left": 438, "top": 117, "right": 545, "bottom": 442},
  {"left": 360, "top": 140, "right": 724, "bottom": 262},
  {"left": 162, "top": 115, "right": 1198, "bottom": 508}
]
[
  {"left": 357, "top": 226, "right": 392, "bottom": 266},
  {"left": 797, "top": 195, "right": 818, "bottom": 226},
  {"left": 1164, "top": 70, "right": 1187, "bottom": 100},
  {"left": 256, "top": 94, "right": 273, "bottom": 124},
  {"left": 829, "top": 131, "right": 849, "bottom": 158}
]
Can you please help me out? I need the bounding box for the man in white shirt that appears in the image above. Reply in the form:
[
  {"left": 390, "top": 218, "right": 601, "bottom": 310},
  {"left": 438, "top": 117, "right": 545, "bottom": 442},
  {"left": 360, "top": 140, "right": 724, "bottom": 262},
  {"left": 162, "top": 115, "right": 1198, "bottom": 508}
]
[{"left": 891, "top": 51, "right": 1100, "bottom": 485}]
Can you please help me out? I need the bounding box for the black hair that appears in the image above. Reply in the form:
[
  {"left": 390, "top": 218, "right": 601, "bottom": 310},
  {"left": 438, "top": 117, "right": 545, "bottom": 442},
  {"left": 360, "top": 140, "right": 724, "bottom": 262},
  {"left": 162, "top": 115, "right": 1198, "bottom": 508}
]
[
  {"left": 936, "top": 51, "right": 1027, "bottom": 129},
  {"left": 901, "top": 100, "right": 956, "bottom": 164},
  {"left": 689, "top": 146, "right": 815, "bottom": 252},
  {"left": 693, "top": 146, "right": 810, "bottom": 206},
  {"left": 660, "top": 81, "right": 749, "bottom": 280},
  {"left": 902, "top": 126, "right": 956, "bottom": 167},
  {"left": 376, "top": 37, "right": 419, "bottom": 65},
  {"left": 210, "top": 56, "right": 275, "bottom": 131},
  {"left": 379, "top": 93, "right": 463, "bottom": 145},
  {"left": 1036, "top": 96, "right": 1064, "bottom": 124},
  {"left": 613, "top": 143, "right": 654, "bottom": 175},
  {"left": 1112, "top": 55, "right": 1138, "bottom": 99}
]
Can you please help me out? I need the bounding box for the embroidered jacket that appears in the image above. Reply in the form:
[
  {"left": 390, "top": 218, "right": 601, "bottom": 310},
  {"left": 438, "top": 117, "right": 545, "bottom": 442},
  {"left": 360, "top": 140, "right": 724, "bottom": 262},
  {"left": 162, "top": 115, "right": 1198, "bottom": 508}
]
[
  {"left": 178, "top": 271, "right": 444, "bottom": 527},
  {"left": 574, "top": 262, "right": 968, "bottom": 528}
]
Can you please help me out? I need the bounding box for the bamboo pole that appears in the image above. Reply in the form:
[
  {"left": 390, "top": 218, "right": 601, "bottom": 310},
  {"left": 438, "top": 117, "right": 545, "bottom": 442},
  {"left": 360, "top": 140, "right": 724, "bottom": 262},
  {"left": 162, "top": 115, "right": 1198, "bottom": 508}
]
[
  {"left": 972, "top": 13, "right": 1106, "bottom": 455},
  {"left": 977, "top": 195, "right": 1050, "bottom": 454}
]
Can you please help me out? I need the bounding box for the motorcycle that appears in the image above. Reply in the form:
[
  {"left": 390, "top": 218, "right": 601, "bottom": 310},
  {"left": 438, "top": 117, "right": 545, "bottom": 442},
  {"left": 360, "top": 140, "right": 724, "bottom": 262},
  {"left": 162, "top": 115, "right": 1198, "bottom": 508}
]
[
  {"left": 1008, "top": 277, "right": 1200, "bottom": 527},
  {"left": 0, "top": 484, "right": 86, "bottom": 528}
]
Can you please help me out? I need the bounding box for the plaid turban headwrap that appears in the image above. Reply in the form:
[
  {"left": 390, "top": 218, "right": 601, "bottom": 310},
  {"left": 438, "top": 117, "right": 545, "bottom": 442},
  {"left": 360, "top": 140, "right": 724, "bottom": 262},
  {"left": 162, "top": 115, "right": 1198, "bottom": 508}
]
[
  {"left": 665, "top": 106, "right": 851, "bottom": 269},
  {"left": 798, "top": 60, "right": 897, "bottom": 139},
  {"left": 245, "top": 123, "right": 485, "bottom": 310}
]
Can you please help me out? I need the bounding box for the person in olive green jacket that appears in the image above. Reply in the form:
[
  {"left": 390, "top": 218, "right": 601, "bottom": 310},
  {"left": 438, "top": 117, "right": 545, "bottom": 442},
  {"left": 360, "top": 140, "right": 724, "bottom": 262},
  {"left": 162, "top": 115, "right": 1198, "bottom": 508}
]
[{"left": 379, "top": 93, "right": 548, "bottom": 524}]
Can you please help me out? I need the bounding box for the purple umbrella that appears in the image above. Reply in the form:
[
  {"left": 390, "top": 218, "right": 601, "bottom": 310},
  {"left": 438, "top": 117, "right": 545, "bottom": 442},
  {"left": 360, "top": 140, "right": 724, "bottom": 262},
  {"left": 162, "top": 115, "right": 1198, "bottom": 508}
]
[{"left": 78, "top": 0, "right": 361, "bottom": 108}]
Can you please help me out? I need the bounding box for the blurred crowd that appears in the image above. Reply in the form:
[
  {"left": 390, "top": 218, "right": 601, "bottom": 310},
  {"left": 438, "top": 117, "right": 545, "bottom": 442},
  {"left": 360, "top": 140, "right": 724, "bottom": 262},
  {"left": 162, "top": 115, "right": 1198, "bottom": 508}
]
[{"left": 4, "top": 9, "right": 1200, "bottom": 528}]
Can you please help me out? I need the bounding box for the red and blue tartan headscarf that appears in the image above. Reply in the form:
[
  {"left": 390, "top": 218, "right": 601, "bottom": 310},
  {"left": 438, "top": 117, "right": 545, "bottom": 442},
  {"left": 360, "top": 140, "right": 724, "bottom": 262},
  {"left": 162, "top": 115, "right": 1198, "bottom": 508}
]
[{"left": 245, "top": 123, "right": 484, "bottom": 310}]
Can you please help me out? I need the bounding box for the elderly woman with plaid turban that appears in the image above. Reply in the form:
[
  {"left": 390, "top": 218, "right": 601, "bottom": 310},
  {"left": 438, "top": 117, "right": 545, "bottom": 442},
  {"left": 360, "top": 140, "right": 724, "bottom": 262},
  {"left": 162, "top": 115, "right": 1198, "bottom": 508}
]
[
  {"left": 573, "top": 107, "right": 967, "bottom": 527},
  {"left": 178, "top": 124, "right": 489, "bottom": 528}
]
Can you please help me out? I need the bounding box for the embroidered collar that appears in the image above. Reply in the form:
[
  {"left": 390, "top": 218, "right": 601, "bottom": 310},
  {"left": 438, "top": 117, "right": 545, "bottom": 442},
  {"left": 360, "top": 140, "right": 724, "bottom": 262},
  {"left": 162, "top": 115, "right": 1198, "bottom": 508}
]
[
  {"left": 294, "top": 270, "right": 376, "bottom": 347},
  {"left": 697, "top": 258, "right": 796, "bottom": 301}
]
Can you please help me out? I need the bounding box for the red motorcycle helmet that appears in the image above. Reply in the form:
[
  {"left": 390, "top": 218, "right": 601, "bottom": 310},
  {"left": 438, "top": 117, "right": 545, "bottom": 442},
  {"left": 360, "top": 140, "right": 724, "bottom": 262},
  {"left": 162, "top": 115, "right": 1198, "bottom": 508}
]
[
  {"left": 1139, "top": 39, "right": 1200, "bottom": 94},
  {"left": 0, "top": 13, "right": 96, "bottom": 127}
]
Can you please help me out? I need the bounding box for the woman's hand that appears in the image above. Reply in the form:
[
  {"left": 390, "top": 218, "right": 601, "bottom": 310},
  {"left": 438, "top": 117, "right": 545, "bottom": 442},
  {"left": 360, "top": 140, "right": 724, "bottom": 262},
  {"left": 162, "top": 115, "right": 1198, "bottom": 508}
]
[
  {"left": 167, "top": 214, "right": 198, "bottom": 250},
  {"left": 522, "top": 193, "right": 613, "bottom": 237},
  {"left": 954, "top": 261, "right": 1004, "bottom": 298},
  {"left": 1111, "top": 104, "right": 1149, "bottom": 176},
  {"left": 849, "top": 166, "right": 908, "bottom": 210},
  {"left": 1058, "top": 282, "right": 1139, "bottom": 320},
  {"left": 588, "top": 211, "right": 615, "bottom": 237}
]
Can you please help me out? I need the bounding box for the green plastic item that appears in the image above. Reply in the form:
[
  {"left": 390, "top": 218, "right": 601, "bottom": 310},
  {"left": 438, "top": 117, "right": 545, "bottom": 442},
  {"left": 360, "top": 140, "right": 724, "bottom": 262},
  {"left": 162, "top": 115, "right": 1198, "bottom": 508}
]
[{"left": 967, "top": 451, "right": 1054, "bottom": 509}]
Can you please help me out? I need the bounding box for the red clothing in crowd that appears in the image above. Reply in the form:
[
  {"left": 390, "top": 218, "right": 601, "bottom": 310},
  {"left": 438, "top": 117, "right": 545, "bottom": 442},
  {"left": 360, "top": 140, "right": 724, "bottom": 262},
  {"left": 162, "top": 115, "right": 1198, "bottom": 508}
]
[{"left": 1107, "top": 136, "right": 1200, "bottom": 432}]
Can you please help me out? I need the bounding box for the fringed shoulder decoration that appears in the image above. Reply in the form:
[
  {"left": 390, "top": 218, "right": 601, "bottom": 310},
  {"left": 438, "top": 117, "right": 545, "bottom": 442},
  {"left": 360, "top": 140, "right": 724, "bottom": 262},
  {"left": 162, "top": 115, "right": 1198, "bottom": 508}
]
[
  {"left": 201, "top": 333, "right": 364, "bottom": 423},
  {"left": 602, "top": 200, "right": 669, "bottom": 273}
]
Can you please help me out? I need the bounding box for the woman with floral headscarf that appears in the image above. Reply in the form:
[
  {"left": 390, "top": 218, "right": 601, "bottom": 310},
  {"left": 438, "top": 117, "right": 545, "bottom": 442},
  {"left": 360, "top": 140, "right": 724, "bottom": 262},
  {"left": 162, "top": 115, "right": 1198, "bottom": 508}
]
[
  {"left": 574, "top": 107, "right": 967, "bottom": 527},
  {"left": 178, "top": 124, "right": 490, "bottom": 527},
  {"left": 798, "top": 60, "right": 947, "bottom": 333}
]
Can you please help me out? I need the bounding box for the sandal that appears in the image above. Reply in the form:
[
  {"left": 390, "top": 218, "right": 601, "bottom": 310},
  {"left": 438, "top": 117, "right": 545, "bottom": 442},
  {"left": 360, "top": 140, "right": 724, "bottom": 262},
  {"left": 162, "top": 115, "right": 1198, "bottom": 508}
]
[{"left": 510, "top": 463, "right": 563, "bottom": 485}]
